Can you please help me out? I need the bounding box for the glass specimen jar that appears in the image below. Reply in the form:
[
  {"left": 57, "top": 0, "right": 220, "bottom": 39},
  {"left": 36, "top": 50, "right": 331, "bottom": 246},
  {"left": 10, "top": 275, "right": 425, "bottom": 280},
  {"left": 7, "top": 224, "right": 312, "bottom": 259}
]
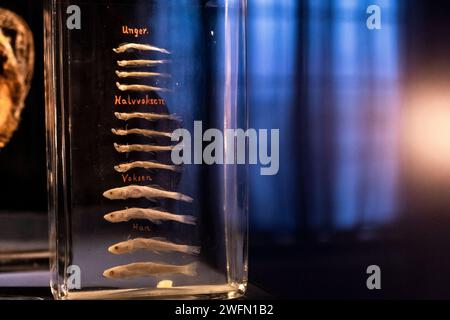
[{"left": 44, "top": 0, "right": 247, "bottom": 299}]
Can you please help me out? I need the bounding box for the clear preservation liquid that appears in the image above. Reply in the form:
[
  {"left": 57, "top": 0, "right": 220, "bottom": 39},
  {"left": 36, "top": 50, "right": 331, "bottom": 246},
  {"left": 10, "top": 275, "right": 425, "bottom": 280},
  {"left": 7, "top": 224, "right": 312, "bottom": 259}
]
[{"left": 45, "top": 0, "right": 247, "bottom": 299}]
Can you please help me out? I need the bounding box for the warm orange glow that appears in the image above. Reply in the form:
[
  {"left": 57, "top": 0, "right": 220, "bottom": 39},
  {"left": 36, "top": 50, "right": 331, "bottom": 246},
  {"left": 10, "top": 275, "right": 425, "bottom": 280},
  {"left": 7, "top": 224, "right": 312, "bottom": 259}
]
[{"left": 405, "top": 86, "right": 450, "bottom": 174}]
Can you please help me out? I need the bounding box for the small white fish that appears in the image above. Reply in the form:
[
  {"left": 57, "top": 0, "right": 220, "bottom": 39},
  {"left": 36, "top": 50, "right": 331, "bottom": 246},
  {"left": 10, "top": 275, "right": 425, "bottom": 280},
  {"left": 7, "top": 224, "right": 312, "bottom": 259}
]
[
  {"left": 113, "top": 43, "right": 171, "bottom": 54},
  {"left": 108, "top": 237, "right": 200, "bottom": 255},
  {"left": 114, "top": 161, "right": 180, "bottom": 173},
  {"left": 102, "top": 185, "right": 193, "bottom": 202},
  {"left": 103, "top": 262, "right": 197, "bottom": 279},
  {"left": 114, "top": 112, "right": 180, "bottom": 122},
  {"left": 104, "top": 207, "right": 196, "bottom": 225},
  {"left": 115, "top": 71, "right": 171, "bottom": 79},
  {"left": 114, "top": 143, "right": 173, "bottom": 153},
  {"left": 112, "top": 128, "right": 172, "bottom": 139},
  {"left": 116, "top": 82, "right": 170, "bottom": 93},
  {"left": 117, "top": 59, "right": 169, "bottom": 67}
]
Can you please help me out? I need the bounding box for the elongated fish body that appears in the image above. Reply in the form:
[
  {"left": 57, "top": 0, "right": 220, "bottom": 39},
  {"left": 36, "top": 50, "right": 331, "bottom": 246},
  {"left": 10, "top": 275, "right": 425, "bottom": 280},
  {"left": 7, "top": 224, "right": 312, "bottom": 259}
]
[
  {"left": 114, "top": 143, "right": 173, "bottom": 153},
  {"left": 117, "top": 59, "right": 169, "bottom": 67},
  {"left": 108, "top": 238, "right": 200, "bottom": 255},
  {"left": 114, "top": 112, "right": 180, "bottom": 122},
  {"left": 113, "top": 43, "right": 171, "bottom": 54},
  {"left": 103, "top": 262, "right": 197, "bottom": 279},
  {"left": 104, "top": 208, "right": 196, "bottom": 225},
  {"left": 102, "top": 185, "right": 193, "bottom": 202},
  {"left": 112, "top": 128, "right": 172, "bottom": 139},
  {"left": 114, "top": 161, "right": 180, "bottom": 173},
  {"left": 115, "top": 71, "right": 171, "bottom": 79},
  {"left": 116, "top": 82, "right": 170, "bottom": 93}
]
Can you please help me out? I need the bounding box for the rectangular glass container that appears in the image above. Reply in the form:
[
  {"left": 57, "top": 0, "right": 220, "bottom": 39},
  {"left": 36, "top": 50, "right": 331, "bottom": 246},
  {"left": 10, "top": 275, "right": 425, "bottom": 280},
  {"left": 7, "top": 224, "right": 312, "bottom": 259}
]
[{"left": 44, "top": 0, "right": 247, "bottom": 299}]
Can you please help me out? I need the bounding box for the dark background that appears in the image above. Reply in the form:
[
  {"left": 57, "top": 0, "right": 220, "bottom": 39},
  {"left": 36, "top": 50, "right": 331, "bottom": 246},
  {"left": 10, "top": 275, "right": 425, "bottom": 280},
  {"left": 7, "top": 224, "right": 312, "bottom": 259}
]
[
  {"left": 0, "top": 0, "right": 46, "bottom": 212},
  {"left": 248, "top": 0, "right": 450, "bottom": 299},
  {"left": 3, "top": 0, "right": 450, "bottom": 299}
]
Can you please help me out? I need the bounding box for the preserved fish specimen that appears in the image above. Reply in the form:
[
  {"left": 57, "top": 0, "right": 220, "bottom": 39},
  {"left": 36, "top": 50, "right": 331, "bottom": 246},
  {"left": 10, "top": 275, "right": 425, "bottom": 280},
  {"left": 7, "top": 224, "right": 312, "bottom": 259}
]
[
  {"left": 103, "top": 262, "right": 197, "bottom": 279},
  {"left": 113, "top": 43, "right": 171, "bottom": 54},
  {"left": 103, "top": 207, "right": 196, "bottom": 225},
  {"left": 117, "top": 59, "right": 169, "bottom": 67},
  {"left": 116, "top": 82, "right": 170, "bottom": 92},
  {"left": 108, "top": 238, "right": 200, "bottom": 255},
  {"left": 112, "top": 128, "right": 172, "bottom": 139},
  {"left": 113, "top": 142, "right": 174, "bottom": 153},
  {"left": 115, "top": 71, "right": 171, "bottom": 78},
  {"left": 114, "top": 111, "right": 180, "bottom": 122},
  {"left": 102, "top": 185, "right": 193, "bottom": 202}
]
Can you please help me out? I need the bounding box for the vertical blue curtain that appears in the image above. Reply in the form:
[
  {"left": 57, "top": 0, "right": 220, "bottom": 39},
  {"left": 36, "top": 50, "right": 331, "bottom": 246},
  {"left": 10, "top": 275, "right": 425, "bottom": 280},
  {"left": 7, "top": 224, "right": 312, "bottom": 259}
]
[
  {"left": 249, "top": 0, "right": 401, "bottom": 235},
  {"left": 248, "top": 0, "right": 299, "bottom": 233}
]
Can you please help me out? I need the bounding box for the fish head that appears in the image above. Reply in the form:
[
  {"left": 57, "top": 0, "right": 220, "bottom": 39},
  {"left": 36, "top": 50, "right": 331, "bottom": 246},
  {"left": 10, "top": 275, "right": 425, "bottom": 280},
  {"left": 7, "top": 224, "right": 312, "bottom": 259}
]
[
  {"left": 103, "top": 267, "right": 122, "bottom": 279},
  {"left": 108, "top": 242, "right": 130, "bottom": 255},
  {"left": 104, "top": 211, "right": 123, "bottom": 222},
  {"left": 114, "top": 165, "right": 126, "bottom": 173},
  {"left": 102, "top": 188, "right": 123, "bottom": 200}
]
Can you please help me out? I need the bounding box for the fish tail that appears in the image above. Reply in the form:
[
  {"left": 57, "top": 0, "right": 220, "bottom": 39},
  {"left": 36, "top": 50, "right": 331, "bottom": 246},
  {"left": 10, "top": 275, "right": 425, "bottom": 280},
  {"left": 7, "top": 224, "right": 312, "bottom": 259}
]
[
  {"left": 184, "top": 245, "right": 201, "bottom": 256},
  {"left": 182, "top": 262, "right": 198, "bottom": 277},
  {"left": 177, "top": 193, "right": 193, "bottom": 203},
  {"left": 169, "top": 165, "right": 183, "bottom": 173},
  {"left": 168, "top": 114, "right": 183, "bottom": 122},
  {"left": 177, "top": 214, "right": 196, "bottom": 225}
]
